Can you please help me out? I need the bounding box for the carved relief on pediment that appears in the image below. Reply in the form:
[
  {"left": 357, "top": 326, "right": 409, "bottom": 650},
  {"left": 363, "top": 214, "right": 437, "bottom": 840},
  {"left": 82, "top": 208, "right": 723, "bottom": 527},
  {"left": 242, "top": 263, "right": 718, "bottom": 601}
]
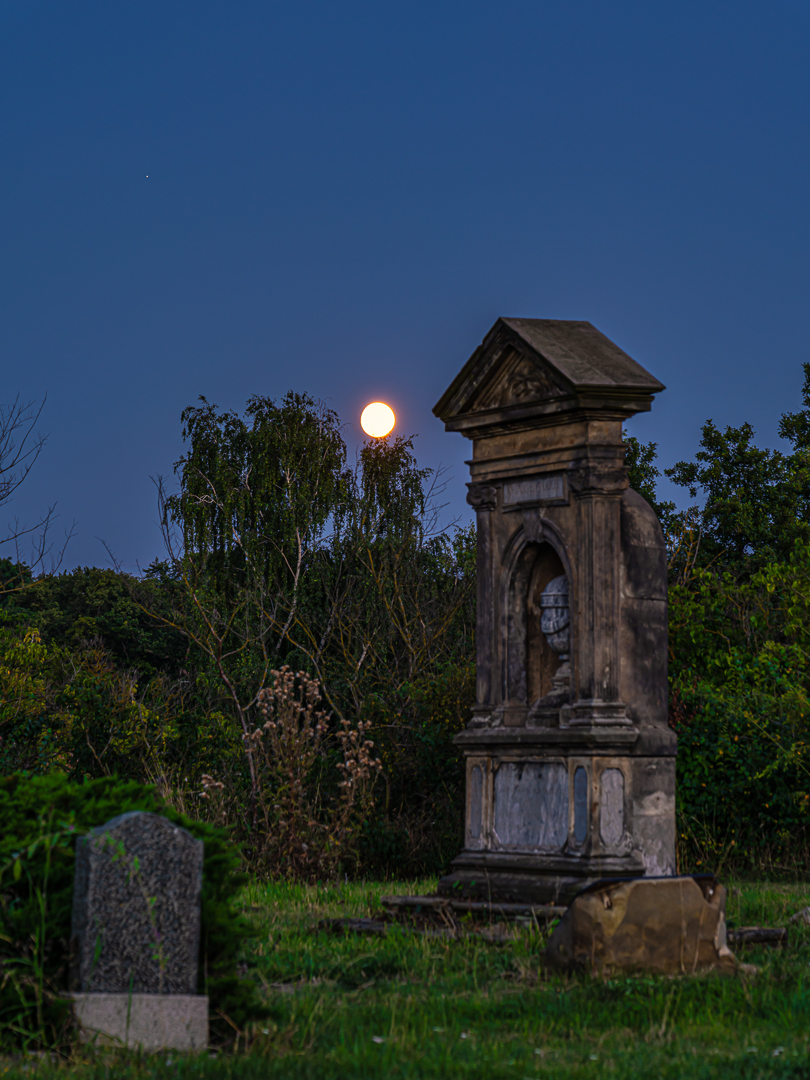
[{"left": 474, "top": 349, "right": 568, "bottom": 411}]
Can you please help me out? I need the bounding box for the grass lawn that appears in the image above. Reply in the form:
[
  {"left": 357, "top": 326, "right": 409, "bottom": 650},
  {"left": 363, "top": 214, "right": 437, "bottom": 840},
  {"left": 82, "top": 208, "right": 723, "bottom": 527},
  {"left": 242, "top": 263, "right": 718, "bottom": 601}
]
[{"left": 4, "top": 877, "right": 810, "bottom": 1078}]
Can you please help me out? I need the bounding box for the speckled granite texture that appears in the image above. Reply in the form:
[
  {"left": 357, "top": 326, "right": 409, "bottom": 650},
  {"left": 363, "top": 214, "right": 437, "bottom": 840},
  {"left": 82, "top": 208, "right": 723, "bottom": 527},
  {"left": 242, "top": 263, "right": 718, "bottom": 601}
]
[{"left": 71, "top": 811, "right": 203, "bottom": 994}]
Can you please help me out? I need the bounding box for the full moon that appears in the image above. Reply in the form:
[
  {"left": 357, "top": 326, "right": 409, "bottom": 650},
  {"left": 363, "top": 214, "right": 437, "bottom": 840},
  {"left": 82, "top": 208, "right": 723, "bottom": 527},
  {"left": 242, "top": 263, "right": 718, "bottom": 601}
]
[{"left": 361, "top": 401, "right": 395, "bottom": 438}]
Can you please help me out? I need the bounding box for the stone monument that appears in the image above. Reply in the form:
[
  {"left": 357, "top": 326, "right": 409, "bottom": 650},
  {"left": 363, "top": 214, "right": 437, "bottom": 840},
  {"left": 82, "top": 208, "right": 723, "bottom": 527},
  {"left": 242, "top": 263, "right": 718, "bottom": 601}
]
[
  {"left": 70, "top": 811, "right": 208, "bottom": 1050},
  {"left": 433, "top": 318, "right": 676, "bottom": 904}
]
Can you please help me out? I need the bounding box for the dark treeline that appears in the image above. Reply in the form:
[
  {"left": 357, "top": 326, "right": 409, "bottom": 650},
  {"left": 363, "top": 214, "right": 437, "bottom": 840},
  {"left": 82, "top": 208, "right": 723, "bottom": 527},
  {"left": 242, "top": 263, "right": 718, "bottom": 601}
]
[{"left": 5, "top": 372, "right": 810, "bottom": 878}]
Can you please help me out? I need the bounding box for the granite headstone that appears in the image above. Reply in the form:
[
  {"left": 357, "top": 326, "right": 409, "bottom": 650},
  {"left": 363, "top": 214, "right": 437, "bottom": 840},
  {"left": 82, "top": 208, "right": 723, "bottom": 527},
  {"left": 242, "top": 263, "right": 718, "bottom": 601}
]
[{"left": 71, "top": 811, "right": 203, "bottom": 995}]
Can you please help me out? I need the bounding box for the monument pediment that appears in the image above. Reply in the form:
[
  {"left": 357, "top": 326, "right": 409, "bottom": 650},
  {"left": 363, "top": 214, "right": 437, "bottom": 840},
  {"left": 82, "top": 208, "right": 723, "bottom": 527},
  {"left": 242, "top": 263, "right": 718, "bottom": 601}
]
[
  {"left": 434, "top": 318, "right": 664, "bottom": 429},
  {"left": 470, "top": 348, "right": 570, "bottom": 412}
]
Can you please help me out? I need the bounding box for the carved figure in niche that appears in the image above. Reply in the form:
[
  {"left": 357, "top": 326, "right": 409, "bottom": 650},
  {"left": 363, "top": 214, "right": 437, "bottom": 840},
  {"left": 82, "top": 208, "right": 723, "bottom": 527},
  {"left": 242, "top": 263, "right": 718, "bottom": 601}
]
[{"left": 533, "top": 574, "right": 570, "bottom": 708}]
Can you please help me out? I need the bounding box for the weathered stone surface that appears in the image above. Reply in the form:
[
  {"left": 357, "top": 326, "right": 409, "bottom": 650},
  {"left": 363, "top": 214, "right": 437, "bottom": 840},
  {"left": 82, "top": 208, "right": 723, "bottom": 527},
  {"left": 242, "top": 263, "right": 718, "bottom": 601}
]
[
  {"left": 544, "top": 876, "right": 738, "bottom": 975},
  {"left": 433, "top": 317, "right": 676, "bottom": 903},
  {"left": 504, "top": 475, "right": 566, "bottom": 505},
  {"left": 619, "top": 488, "right": 669, "bottom": 729},
  {"left": 573, "top": 766, "right": 588, "bottom": 845},
  {"left": 492, "top": 762, "right": 568, "bottom": 849},
  {"left": 468, "top": 764, "right": 483, "bottom": 841},
  {"left": 71, "top": 811, "right": 203, "bottom": 994},
  {"left": 71, "top": 992, "right": 208, "bottom": 1050},
  {"left": 599, "top": 768, "right": 624, "bottom": 847}
]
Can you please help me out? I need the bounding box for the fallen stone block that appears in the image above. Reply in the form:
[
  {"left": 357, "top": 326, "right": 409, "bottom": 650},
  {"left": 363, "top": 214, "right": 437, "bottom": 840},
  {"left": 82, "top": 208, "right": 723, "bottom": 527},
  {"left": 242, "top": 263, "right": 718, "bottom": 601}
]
[
  {"left": 543, "top": 875, "right": 738, "bottom": 975},
  {"left": 381, "top": 894, "right": 566, "bottom": 922},
  {"left": 728, "top": 927, "right": 788, "bottom": 948},
  {"left": 317, "top": 917, "right": 388, "bottom": 936}
]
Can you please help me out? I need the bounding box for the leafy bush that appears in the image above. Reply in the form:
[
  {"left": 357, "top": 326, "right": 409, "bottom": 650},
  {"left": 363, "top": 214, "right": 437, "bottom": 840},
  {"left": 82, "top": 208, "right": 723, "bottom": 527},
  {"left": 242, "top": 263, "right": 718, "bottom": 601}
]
[
  {"left": 670, "top": 548, "right": 810, "bottom": 872},
  {"left": 357, "top": 660, "right": 472, "bottom": 876},
  {"left": 1, "top": 562, "right": 186, "bottom": 680},
  {"left": 0, "top": 772, "right": 264, "bottom": 1051}
]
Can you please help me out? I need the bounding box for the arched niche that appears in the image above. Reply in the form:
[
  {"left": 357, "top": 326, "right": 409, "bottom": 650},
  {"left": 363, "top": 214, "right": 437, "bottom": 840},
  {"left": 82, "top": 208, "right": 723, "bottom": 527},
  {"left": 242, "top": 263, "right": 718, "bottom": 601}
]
[{"left": 505, "top": 539, "right": 567, "bottom": 722}]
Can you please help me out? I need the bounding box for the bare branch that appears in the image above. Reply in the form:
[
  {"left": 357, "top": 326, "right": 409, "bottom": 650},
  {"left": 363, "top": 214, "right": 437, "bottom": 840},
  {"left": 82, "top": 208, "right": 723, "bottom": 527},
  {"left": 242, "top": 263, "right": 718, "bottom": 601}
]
[
  {"left": 0, "top": 394, "right": 77, "bottom": 586},
  {"left": 0, "top": 394, "right": 48, "bottom": 508},
  {"left": 97, "top": 537, "right": 123, "bottom": 572}
]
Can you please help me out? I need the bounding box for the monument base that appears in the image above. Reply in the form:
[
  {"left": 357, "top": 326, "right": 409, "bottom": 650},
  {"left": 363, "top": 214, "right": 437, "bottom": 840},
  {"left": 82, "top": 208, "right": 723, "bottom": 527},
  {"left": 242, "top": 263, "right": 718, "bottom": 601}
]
[
  {"left": 70, "top": 993, "right": 208, "bottom": 1051},
  {"left": 437, "top": 850, "right": 646, "bottom": 906},
  {"left": 445, "top": 724, "right": 677, "bottom": 905}
]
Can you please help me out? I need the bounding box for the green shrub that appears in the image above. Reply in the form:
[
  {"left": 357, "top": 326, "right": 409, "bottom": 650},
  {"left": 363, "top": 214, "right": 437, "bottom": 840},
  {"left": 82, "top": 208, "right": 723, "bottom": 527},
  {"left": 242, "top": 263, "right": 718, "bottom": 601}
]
[
  {"left": 0, "top": 772, "right": 265, "bottom": 1051},
  {"left": 670, "top": 549, "right": 810, "bottom": 872}
]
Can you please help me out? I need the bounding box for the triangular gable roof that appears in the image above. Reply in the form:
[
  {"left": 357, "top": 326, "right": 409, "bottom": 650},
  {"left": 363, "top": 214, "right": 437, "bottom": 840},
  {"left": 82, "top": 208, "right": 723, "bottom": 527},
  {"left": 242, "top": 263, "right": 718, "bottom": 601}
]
[{"left": 434, "top": 318, "right": 664, "bottom": 431}]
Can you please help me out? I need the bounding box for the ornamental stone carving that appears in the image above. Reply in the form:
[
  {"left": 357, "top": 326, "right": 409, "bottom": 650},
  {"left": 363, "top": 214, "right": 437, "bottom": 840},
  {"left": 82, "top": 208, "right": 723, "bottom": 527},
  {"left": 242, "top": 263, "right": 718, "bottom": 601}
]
[
  {"left": 539, "top": 574, "right": 570, "bottom": 699},
  {"left": 466, "top": 482, "right": 497, "bottom": 511}
]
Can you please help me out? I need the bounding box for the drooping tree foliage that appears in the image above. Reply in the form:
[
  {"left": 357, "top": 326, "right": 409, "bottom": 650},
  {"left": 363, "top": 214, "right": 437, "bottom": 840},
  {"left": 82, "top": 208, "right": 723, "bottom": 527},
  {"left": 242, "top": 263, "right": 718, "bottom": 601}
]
[
  {"left": 168, "top": 392, "right": 350, "bottom": 592},
  {"left": 148, "top": 392, "right": 476, "bottom": 872}
]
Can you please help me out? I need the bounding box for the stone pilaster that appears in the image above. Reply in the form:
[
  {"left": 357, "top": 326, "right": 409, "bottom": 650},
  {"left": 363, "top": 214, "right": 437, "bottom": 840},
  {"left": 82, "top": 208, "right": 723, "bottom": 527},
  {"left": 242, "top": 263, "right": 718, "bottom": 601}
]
[
  {"left": 568, "top": 464, "right": 631, "bottom": 726},
  {"left": 466, "top": 482, "right": 497, "bottom": 727}
]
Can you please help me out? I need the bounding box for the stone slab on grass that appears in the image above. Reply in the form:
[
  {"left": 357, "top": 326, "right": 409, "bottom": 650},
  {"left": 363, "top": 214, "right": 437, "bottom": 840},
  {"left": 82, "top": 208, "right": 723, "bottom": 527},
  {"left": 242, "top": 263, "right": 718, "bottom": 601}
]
[{"left": 544, "top": 875, "right": 739, "bottom": 975}]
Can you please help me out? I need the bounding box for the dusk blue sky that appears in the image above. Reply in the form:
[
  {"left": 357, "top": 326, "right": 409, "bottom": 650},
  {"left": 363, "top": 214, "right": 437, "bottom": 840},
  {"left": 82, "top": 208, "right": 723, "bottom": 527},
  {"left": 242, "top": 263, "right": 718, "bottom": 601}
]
[{"left": 2, "top": 1, "right": 809, "bottom": 571}]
